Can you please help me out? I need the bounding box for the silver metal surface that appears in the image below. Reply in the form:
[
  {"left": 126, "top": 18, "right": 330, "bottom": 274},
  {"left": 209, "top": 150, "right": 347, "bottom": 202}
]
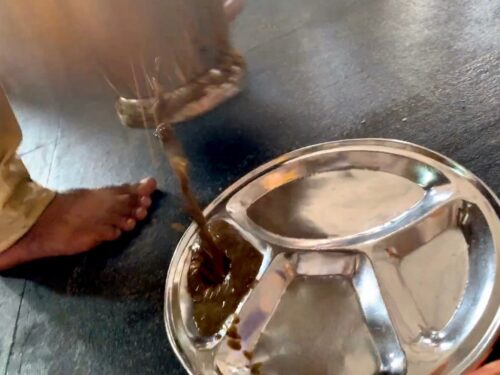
[{"left": 165, "top": 139, "right": 500, "bottom": 375}]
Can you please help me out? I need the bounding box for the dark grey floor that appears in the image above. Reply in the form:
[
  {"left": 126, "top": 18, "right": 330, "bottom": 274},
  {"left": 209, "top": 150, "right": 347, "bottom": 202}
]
[{"left": 0, "top": 0, "right": 499, "bottom": 374}]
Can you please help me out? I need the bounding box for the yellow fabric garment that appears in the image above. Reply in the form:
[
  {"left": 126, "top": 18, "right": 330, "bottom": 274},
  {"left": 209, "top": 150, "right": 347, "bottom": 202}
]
[{"left": 0, "top": 86, "right": 55, "bottom": 252}]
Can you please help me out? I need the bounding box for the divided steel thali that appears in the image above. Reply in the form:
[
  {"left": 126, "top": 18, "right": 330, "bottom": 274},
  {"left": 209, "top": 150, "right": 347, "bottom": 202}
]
[{"left": 165, "top": 139, "right": 500, "bottom": 375}]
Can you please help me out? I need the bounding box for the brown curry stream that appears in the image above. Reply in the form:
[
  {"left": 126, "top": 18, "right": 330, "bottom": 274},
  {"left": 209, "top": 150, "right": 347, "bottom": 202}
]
[{"left": 154, "top": 108, "right": 261, "bottom": 336}]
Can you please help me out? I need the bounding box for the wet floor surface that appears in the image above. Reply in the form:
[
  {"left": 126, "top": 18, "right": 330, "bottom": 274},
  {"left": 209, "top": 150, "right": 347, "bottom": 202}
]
[{"left": 0, "top": 0, "right": 498, "bottom": 373}]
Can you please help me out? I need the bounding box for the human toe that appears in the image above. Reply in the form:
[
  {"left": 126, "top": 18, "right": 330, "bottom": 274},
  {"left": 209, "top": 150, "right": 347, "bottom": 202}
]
[
  {"left": 139, "top": 196, "right": 152, "bottom": 208},
  {"left": 134, "top": 207, "right": 148, "bottom": 221},
  {"left": 136, "top": 177, "right": 157, "bottom": 196},
  {"left": 101, "top": 226, "right": 122, "bottom": 241},
  {"left": 116, "top": 217, "right": 137, "bottom": 231}
]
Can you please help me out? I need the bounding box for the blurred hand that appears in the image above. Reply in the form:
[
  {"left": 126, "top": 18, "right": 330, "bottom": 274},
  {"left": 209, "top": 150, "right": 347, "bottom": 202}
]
[
  {"left": 469, "top": 361, "right": 500, "bottom": 375},
  {"left": 224, "top": 0, "right": 246, "bottom": 21}
]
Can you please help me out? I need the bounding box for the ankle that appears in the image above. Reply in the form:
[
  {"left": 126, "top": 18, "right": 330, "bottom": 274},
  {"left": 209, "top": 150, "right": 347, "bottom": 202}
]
[{"left": 0, "top": 230, "right": 40, "bottom": 271}]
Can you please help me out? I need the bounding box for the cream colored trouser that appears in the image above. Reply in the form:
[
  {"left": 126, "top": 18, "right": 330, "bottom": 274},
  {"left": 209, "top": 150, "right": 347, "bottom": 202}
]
[{"left": 0, "top": 86, "right": 55, "bottom": 252}]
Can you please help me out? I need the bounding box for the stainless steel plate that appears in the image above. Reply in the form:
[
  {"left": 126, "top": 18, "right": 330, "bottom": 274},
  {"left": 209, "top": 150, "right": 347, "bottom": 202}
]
[{"left": 165, "top": 139, "right": 500, "bottom": 375}]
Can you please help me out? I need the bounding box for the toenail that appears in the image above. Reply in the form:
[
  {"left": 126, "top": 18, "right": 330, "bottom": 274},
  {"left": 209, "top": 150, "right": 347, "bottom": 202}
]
[
  {"left": 136, "top": 207, "right": 147, "bottom": 219},
  {"left": 126, "top": 218, "right": 136, "bottom": 228},
  {"left": 140, "top": 196, "right": 152, "bottom": 207}
]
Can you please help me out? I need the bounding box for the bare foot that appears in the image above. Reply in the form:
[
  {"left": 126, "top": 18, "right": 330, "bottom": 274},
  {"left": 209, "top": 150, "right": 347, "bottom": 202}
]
[{"left": 0, "top": 177, "right": 157, "bottom": 271}]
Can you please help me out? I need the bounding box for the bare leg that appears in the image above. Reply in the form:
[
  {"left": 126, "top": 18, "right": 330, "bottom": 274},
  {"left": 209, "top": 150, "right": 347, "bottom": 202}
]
[{"left": 0, "top": 177, "right": 157, "bottom": 271}]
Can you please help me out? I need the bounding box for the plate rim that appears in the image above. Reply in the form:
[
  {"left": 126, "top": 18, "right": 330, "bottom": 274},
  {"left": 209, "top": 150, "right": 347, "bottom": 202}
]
[{"left": 164, "top": 138, "right": 500, "bottom": 375}]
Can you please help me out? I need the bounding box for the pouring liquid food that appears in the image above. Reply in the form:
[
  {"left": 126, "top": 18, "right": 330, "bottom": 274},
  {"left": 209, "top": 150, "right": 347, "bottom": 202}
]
[{"left": 154, "top": 95, "right": 262, "bottom": 337}]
